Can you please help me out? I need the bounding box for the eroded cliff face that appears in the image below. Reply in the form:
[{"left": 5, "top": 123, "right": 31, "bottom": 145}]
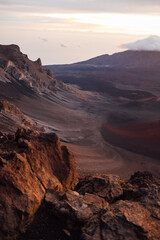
[{"left": 0, "top": 128, "right": 78, "bottom": 240}]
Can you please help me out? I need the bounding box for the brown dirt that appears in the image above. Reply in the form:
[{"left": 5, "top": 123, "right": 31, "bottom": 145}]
[{"left": 101, "top": 121, "right": 160, "bottom": 160}]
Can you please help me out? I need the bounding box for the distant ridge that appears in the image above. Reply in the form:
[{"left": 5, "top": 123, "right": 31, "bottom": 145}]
[
  {"left": 77, "top": 50, "right": 160, "bottom": 69},
  {"left": 45, "top": 50, "right": 160, "bottom": 70}
]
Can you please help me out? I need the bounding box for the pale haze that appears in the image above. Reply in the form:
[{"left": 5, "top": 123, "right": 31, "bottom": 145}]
[
  {"left": 1, "top": 0, "right": 160, "bottom": 64},
  {"left": 121, "top": 36, "right": 160, "bottom": 52}
]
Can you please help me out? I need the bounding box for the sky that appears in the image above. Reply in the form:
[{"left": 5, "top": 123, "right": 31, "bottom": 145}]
[{"left": 1, "top": 0, "right": 160, "bottom": 64}]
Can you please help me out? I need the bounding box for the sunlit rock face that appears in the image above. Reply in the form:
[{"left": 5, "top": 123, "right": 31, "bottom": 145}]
[
  {"left": 0, "top": 128, "right": 78, "bottom": 240},
  {"left": 16, "top": 171, "right": 160, "bottom": 240}
]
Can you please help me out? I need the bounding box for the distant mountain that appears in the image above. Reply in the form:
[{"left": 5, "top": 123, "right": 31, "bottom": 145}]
[
  {"left": 77, "top": 50, "right": 160, "bottom": 69},
  {"left": 45, "top": 50, "right": 160, "bottom": 71},
  {"left": 44, "top": 50, "right": 160, "bottom": 98}
]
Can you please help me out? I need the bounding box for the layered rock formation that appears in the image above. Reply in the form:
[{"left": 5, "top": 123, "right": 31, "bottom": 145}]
[
  {"left": 0, "top": 44, "right": 62, "bottom": 95},
  {"left": 0, "top": 128, "right": 78, "bottom": 240}
]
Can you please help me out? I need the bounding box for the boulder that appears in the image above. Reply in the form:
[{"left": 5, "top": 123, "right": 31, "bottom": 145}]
[
  {"left": 82, "top": 172, "right": 160, "bottom": 240},
  {"left": 82, "top": 199, "right": 160, "bottom": 240},
  {"left": 77, "top": 174, "right": 123, "bottom": 202}
]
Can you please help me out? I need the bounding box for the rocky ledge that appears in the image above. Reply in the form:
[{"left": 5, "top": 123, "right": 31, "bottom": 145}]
[{"left": 0, "top": 129, "right": 159, "bottom": 240}]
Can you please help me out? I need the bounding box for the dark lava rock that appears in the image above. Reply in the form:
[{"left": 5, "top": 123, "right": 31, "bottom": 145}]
[
  {"left": 18, "top": 172, "right": 160, "bottom": 240},
  {"left": 81, "top": 172, "right": 160, "bottom": 240},
  {"left": 76, "top": 174, "right": 123, "bottom": 203},
  {"left": 129, "top": 171, "right": 158, "bottom": 187}
]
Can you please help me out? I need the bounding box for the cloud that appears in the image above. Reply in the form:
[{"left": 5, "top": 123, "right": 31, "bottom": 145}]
[
  {"left": 1, "top": 0, "right": 160, "bottom": 14},
  {"left": 121, "top": 36, "right": 160, "bottom": 51},
  {"left": 60, "top": 43, "right": 67, "bottom": 48}
]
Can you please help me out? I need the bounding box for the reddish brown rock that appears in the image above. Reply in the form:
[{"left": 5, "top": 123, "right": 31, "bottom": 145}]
[
  {"left": 0, "top": 99, "right": 34, "bottom": 133},
  {"left": 15, "top": 172, "right": 160, "bottom": 240},
  {"left": 82, "top": 199, "right": 160, "bottom": 240},
  {"left": 81, "top": 172, "right": 160, "bottom": 240},
  {"left": 0, "top": 130, "right": 159, "bottom": 240},
  {"left": 0, "top": 99, "right": 23, "bottom": 116},
  {"left": 0, "top": 128, "right": 78, "bottom": 240},
  {"left": 77, "top": 174, "right": 123, "bottom": 203},
  {"left": 45, "top": 188, "right": 108, "bottom": 227}
]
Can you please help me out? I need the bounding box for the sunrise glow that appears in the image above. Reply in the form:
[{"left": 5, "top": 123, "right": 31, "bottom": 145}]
[{"left": 1, "top": 0, "right": 160, "bottom": 64}]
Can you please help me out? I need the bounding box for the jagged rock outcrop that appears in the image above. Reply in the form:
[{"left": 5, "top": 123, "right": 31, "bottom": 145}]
[
  {"left": 0, "top": 44, "right": 62, "bottom": 94},
  {"left": 35, "top": 58, "right": 42, "bottom": 67},
  {"left": 0, "top": 125, "right": 159, "bottom": 240},
  {"left": 0, "top": 99, "right": 22, "bottom": 115},
  {"left": 18, "top": 172, "right": 160, "bottom": 240},
  {"left": 81, "top": 172, "right": 160, "bottom": 240},
  {"left": 76, "top": 175, "right": 123, "bottom": 203},
  {"left": 0, "top": 99, "right": 34, "bottom": 133},
  {"left": 0, "top": 128, "right": 78, "bottom": 240}
]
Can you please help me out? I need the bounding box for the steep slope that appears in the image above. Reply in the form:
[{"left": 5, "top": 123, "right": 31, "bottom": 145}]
[
  {"left": 44, "top": 50, "right": 160, "bottom": 175},
  {"left": 0, "top": 44, "right": 159, "bottom": 179}
]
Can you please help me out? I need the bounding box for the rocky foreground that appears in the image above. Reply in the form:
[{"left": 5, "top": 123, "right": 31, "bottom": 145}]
[
  {"left": 0, "top": 128, "right": 78, "bottom": 239},
  {"left": 0, "top": 128, "right": 160, "bottom": 240}
]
